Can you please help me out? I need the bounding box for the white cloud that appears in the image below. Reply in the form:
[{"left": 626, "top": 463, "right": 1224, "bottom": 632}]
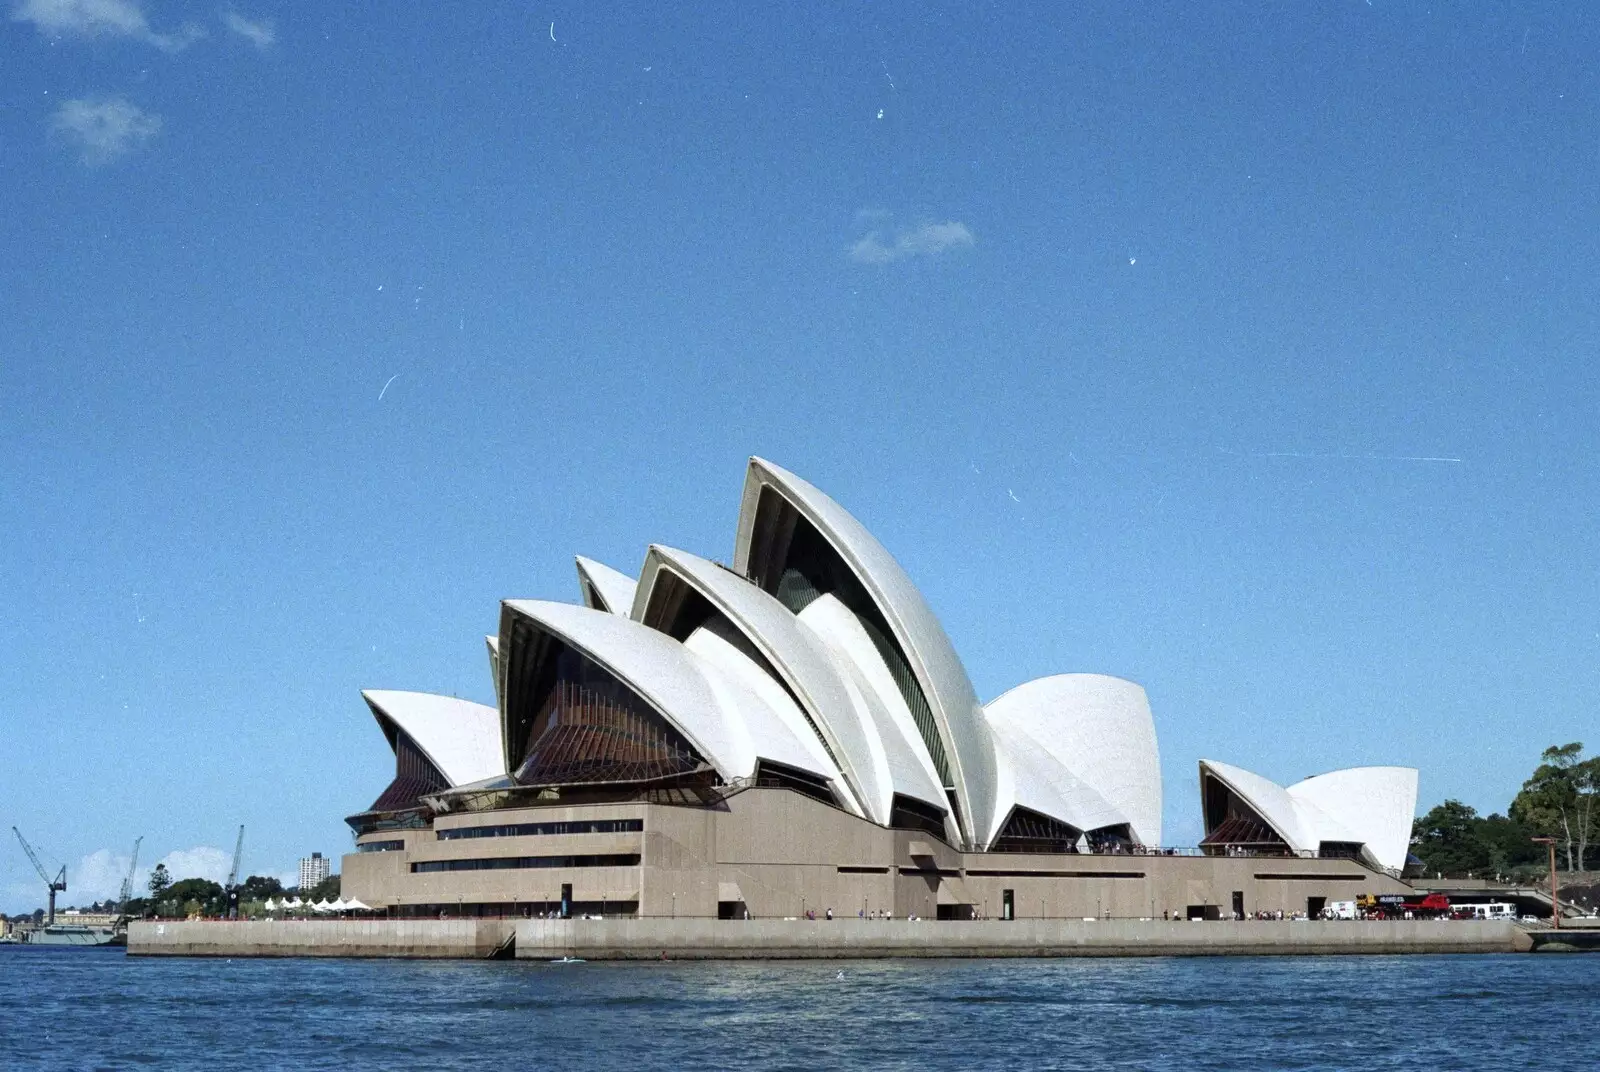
[
  {"left": 848, "top": 220, "right": 975, "bottom": 265},
  {"left": 157, "top": 845, "right": 232, "bottom": 884},
  {"left": 12, "top": 0, "right": 204, "bottom": 51},
  {"left": 10, "top": 847, "right": 143, "bottom": 910},
  {"left": 67, "top": 848, "right": 136, "bottom": 903},
  {"left": 222, "top": 9, "right": 273, "bottom": 48},
  {"left": 52, "top": 95, "right": 161, "bottom": 164},
  {"left": 5, "top": 843, "right": 297, "bottom": 914}
]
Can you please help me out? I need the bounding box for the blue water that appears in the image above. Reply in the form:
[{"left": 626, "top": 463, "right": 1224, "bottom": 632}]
[{"left": 3, "top": 947, "right": 1596, "bottom": 1070}]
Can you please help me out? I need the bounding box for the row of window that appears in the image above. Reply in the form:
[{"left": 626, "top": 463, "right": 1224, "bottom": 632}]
[
  {"left": 437, "top": 818, "right": 644, "bottom": 841},
  {"left": 357, "top": 840, "right": 406, "bottom": 853},
  {"left": 411, "top": 854, "right": 641, "bottom": 874},
  {"left": 392, "top": 901, "right": 640, "bottom": 918}
]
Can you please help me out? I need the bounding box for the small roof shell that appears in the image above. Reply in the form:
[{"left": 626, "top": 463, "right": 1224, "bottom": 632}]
[{"left": 361, "top": 689, "right": 505, "bottom": 787}]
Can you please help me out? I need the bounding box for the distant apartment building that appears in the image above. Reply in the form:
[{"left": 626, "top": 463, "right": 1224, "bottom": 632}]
[{"left": 298, "top": 852, "right": 330, "bottom": 891}]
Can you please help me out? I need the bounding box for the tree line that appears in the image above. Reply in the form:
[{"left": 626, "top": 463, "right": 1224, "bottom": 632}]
[
  {"left": 1412, "top": 742, "right": 1598, "bottom": 879},
  {"left": 121, "top": 864, "right": 342, "bottom": 920}
]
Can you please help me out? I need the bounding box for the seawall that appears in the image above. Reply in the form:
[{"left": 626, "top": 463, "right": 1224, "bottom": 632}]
[
  {"left": 517, "top": 918, "right": 1522, "bottom": 959},
  {"left": 129, "top": 918, "right": 1524, "bottom": 959},
  {"left": 127, "top": 919, "right": 514, "bottom": 958}
]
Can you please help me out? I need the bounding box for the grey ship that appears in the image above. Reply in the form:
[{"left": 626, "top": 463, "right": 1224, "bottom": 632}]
[{"left": 20, "top": 921, "right": 125, "bottom": 947}]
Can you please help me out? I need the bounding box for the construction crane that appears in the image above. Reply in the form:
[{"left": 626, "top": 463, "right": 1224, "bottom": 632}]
[
  {"left": 224, "top": 825, "right": 244, "bottom": 919},
  {"left": 115, "top": 836, "right": 143, "bottom": 922},
  {"left": 13, "top": 827, "right": 66, "bottom": 926}
]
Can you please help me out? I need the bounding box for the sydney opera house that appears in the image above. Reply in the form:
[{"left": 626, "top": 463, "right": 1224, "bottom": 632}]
[{"left": 343, "top": 458, "right": 1417, "bottom": 921}]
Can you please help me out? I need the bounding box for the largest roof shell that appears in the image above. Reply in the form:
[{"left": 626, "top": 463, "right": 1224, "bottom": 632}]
[{"left": 732, "top": 457, "right": 997, "bottom": 849}]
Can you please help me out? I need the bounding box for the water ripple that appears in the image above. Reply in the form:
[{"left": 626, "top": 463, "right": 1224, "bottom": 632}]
[{"left": 2, "top": 947, "right": 1596, "bottom": 1071}]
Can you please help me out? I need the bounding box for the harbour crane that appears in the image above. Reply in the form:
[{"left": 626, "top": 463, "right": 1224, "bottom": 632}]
[
  {"left": 115, "top": 836, "right": 143, "bottom": 921},
  {"left": 224, "top": 825, "right": 244, "bottom": 919},
  {"left": 13, "top": 827, "right": 66, "bottom": 926}
]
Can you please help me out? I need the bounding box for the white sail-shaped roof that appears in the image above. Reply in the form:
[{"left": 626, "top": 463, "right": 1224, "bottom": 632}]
[
  {"left": 680, "top": 622, "right": 846, "bottom": 787},
  {"left": 485, "top": 635, "right": 502, "bottom": 713},
  {"left": 574, "top": 556, "right": 637, "bottom": 616},
  {"left": 632, "top": 544, "right": 886, "bottom": 821},
  {"left": 361, "top": 690, "right": 504, "bottom": 788},
  {"left": 499, "top": 599, "right": 832, "bottom": 787},
  {"left": 795, "top": 593, "right": 952, "bottom": 826},
  {"left": 733, "top": 457, "right": 996, "bottom": 849},
  {"left": 1287, "top": 766, "right": 1418, "bottom": 874},
  {"left": 1199, "top": 760, "right": 1417, "bottom": 873},
  {"left": 1200, "top": 759, "right": 1310, "bottom": 847},
  {"left": 983, "top": 675, "right": 1162, "bottom": 847},
  {"left": 985, "top": 716, "right": 1130, "bottom": 845}
]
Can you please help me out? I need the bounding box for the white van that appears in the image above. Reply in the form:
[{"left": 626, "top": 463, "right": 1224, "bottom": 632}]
[
  {"left": 1328, "top": 900, "right": 1358, "bottom": 920},
  {"left": 1456, "top": 902, "right": 1516, "bottom": 920}
]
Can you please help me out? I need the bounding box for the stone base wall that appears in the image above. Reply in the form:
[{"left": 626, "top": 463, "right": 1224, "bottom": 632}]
[
  {"left": 125, "top": 917, "right": 1523, "bottom": 958},
  {"left": 127, "top": 919, "right": 514, "bottom": 958},
  {"left": 515, "top": 918, "right": 1523, "bottom": 959}
]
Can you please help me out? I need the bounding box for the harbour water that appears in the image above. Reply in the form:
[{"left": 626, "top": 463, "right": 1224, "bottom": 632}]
[{"left": 3, "top": 947, "right": 1597, "bottom": 1070}]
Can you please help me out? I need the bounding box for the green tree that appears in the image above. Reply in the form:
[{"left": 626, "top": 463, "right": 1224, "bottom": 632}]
[
  {"left": 1511, "top": 742, "right": 1597, "bottom": 872},
  {"left": 306, "top": 874, "right": 341, "bottom": 902},
  {"left": 239, "top": 875, "right": 284, "bottom": 901},
  {"left": 1475, "top": 813, "right": 1543, "bottom": 877},
  {"left": 164, "top": 878, "right": 225, "bottom": 917},
  {"left": 147, "top": 863, "right": 171, "bottom": 900},
  {"left": 1411, "top": 799, "right": 1490, "bottom": 877}
]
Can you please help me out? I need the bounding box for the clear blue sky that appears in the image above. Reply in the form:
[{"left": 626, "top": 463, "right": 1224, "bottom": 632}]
[{"left": 4, "top": 1, "right": 1597, "bottom": 912}]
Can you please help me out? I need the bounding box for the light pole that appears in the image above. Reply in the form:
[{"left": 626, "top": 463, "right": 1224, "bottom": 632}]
[{"left": 1532, "top": 837, "right": 1559, "bottom": 930}]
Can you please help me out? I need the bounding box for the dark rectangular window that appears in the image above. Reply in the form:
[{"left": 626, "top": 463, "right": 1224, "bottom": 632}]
[
  {"left": 836, "top": 866, "right": 890, "bottom": 874},
  {"left": 438, "top": 818, "right": 644, "bottom": 840},
  {"left": 394, "top": 901, "right": 640, "bottom": 919},
  {"left": 357, "top": 840, "right": 406, "bottom": 853},
  {"left": 411, "top": 853, "right": 640, "bottom": 873},
  {"left": 1252, "top": 873, "right": 1367, "bottom": 882},
  {"left": 963, "top": 870, "right": 1145, "bottom": 879}
]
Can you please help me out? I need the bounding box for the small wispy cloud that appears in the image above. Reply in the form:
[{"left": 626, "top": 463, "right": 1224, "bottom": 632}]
[
  {"left": 52, "top": 95, "right": 161, "bottom": 164},
  {"left": 848, "top": 220, "right": 975, "bottom": 265},
  {"left": 222, "top": 9, "right": 273, "bottom": 48},
  {"left": 12, "top": 0, "right": 204, "bottom": 52}
]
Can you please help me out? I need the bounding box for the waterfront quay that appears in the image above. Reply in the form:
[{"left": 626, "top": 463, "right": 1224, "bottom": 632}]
[{"left": 129, "top": 917, "right": 1529, "bottom": 959}]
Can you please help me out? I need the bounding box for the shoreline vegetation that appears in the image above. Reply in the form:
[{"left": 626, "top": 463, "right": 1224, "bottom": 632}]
[{"left": 1411, "top": 742, "right": 1598, "bottom": 912}]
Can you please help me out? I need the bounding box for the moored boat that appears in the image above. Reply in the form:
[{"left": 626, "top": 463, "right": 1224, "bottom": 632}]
[{"left": 22, "top": 923, "right": 125, "bottom": 947}]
